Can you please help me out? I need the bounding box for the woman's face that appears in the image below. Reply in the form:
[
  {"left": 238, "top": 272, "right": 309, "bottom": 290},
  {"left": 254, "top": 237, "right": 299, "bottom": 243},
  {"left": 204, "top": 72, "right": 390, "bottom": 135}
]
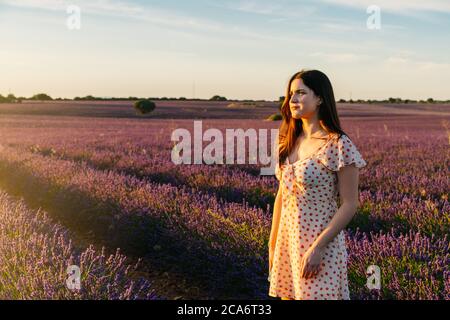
[{"left": 289, "top": 78, "right": 322, "bottom": 120}]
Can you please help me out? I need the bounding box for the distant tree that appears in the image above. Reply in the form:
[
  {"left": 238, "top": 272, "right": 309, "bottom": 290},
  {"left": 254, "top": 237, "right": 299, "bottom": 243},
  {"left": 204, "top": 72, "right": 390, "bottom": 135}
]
[
  {"left": 0, "top": 93, "right": 21, "bottom": 103},
  {"left": 134, "top": 99, "right": 156, "bottom": 115},
  {"left": 338, "top": 99, "right": 346, "bottom": 103},
  {"left": 179, "top": 97, "right": 186, "bottom": 100},
  {"left": 210, "top": 95, "right": 227, "bottom": 101},
  {"left": 427, "top": 98, "right": 434, "bottom": 103},
  {"left": 74, "top": 95, "right": 98, "bottom": 100},
  {"left": 388, "top": 97, "right": 403, "bottom": 103},
  {"left": 31, "top": 93, "right": 53, "bottom": 101},
  {"left": 279, "top": 96, "right": 285, "bottom": 102}
]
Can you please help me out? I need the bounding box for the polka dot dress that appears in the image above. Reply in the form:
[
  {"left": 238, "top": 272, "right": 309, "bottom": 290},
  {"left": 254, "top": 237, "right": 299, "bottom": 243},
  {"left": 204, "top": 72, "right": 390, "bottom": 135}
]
[{"left": 268, "top": 133, "right": 367, "bottom": 300}]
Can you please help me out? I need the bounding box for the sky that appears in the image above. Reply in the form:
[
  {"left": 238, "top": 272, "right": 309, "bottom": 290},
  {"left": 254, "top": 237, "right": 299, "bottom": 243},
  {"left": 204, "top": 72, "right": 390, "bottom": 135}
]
[{"left": 0, "top": 0, "right": 449, "bottom": 101}]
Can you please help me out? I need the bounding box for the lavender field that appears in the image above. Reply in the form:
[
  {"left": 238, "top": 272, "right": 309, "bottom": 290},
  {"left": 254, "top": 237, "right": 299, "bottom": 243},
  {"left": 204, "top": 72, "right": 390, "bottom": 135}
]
[
  {"left": 0, "top": 101, "right": 448, "bottom": 299},
  {"left": 0, "top": 190, "right": 159, "bottom": 299}
]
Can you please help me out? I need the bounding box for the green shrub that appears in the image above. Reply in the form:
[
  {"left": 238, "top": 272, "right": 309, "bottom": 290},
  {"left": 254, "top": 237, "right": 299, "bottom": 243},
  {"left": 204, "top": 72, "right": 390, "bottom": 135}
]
[
  {"left": 210, "top": 95, "right": 227, "bottom": 101},
  {"left": 133, "top": 99, "right": 156, "bottom": 115},
  {"left": 30, "top": 93, "right": 53, "bottom": 101}
]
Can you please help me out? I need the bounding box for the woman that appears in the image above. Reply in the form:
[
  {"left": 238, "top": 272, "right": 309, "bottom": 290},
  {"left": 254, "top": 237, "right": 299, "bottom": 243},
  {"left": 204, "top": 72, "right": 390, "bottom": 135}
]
[{"left": 268, "top": 69, "right": 367, "bottom": 300}]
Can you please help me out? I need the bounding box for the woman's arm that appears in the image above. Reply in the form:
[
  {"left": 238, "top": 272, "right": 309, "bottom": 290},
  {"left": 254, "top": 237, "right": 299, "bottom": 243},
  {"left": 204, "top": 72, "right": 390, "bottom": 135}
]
[
  {"left": 300, "top": 165, "right": 360, "bottom": 278},
  {"left": 269, "top": 185, "right": 282, "bottom": 248},
  {"left": 313, "top": 164, "right": 360, "bottom": 250}
]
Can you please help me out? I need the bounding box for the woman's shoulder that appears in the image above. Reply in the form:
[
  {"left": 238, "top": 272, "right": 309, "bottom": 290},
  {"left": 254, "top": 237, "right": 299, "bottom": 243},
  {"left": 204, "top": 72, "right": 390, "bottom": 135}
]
[
  {"left": 329, "top": 132, "right": 346, "bottom": 140},
  {"left": 327, "top": 132, "right": 352, "bottom": 145},
  {"left": 318, "top": 132, "right": 367, "bottom": 171},
  {"left": 326, "top": 133, "right": 361, "bottom": 153}
]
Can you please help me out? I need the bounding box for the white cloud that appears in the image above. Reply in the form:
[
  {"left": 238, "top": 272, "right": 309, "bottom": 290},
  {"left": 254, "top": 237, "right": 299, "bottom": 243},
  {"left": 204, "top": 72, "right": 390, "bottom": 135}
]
[
  {"left": 234, "top": 0, "right": 282, "bottom": 15},
  {"left": 320, "top": 0, "right": 450, "bottom": 13},
  {"left": 206, "top": 0, "right": 316, "bottom": 19},
  {"left": 0, "top": 0, "right": 350, "bottom": 49},
  {"left": 0, "top": 0, "right": 222, "bottom": 31},
  {"left": 0, "top": 0, "right": 142, "bottom": 14},
  {"left": 309, "top": 52, "right": 372, "bottom": 63},
  {"left": 0, "top": 0, "right": 301, "bottom": 43},
  {"left": 383, "top": 55, "right": 450, "bottom": 71}
]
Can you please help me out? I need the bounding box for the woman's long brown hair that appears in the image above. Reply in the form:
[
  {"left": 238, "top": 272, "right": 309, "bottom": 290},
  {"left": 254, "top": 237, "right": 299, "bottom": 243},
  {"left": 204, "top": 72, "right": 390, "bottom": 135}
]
[{"left": 278, "top": 69, "right": 348, "bottom": 166}]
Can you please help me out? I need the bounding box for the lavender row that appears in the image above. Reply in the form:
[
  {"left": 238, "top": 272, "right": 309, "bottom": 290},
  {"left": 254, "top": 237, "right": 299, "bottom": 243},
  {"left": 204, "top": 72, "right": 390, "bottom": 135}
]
[
  {"left": 350, "top": 190, "right": 449, "bottom": 237},
  {"left": 8, "top": 134, "right": 447, "bottom": 213},
  {"left": 0, "top": 190, "right": 159, "bottom": 299},
  {"left": 0, "top": 146, "right": 272, "bottom": 295},
  {"left": 0, "top": 146, "right": 448, "bottom": 298},
  {"left": 15, "top": 142, "right": 448, "bottom": 237},
  {"left": 346, "top": 229, "right": 449, "bottom": 300},
  {"left": 2, "top": 117, "right": 447, "bottom": 208}
]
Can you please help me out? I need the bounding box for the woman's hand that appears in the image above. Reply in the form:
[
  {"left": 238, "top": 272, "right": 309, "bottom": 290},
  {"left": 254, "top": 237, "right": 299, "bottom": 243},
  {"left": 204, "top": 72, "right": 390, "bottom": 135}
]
[{"left": 300, "top": 245, "right": 324, "bottom": 279}]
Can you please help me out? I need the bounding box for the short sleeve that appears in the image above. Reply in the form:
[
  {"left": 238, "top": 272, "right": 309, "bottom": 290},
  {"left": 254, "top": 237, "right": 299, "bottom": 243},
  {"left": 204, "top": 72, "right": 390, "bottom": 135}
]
[{"left": 317, "top": 134, "right": 367, "bottom": 172}]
